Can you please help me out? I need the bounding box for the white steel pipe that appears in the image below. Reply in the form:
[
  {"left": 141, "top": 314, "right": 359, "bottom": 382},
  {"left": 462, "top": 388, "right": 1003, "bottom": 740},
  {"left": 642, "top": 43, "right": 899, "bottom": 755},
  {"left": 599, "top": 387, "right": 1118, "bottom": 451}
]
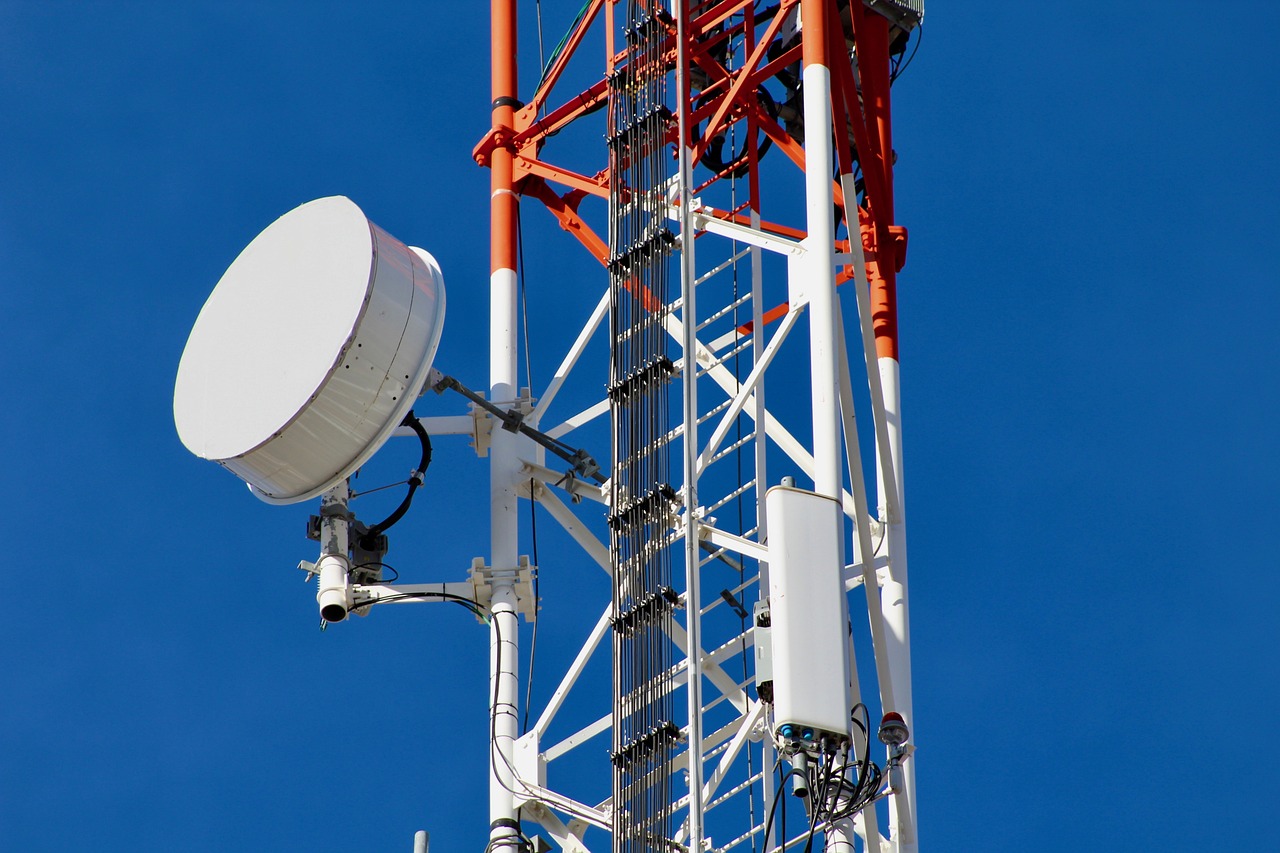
[
  {"left": 488, "top": 263, "right": 523, "bottom": 833},
  {"left": 800, "top": 63, "right": 841, "bottom": 498},
  {"left": 676, "top": 6, "right": 707, "bottom": 850},
  {"left": 698, "top": 308, "right": 801, "bottom": 473},
  {"left": 877, "top": 357, "right": 915, "bottom": 851},
  {"left": 825, "top": 819, "right": 855, "bottom": 853},
  {"left": 489, "top": 582, "right": 522, "bottom": 814}
]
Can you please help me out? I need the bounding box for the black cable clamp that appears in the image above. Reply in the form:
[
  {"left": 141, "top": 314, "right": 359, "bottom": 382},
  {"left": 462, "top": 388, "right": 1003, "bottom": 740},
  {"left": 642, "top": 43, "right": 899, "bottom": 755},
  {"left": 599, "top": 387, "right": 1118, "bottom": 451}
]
[{"left": 610, "top": 720, "right": 681, "bottom": 768}]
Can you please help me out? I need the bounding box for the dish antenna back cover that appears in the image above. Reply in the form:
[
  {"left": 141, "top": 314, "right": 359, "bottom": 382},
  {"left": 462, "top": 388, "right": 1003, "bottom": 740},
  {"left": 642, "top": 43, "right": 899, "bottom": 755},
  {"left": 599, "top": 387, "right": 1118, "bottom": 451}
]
[{"left": 174, "top": 196, "right": 446, "bottom": 504}]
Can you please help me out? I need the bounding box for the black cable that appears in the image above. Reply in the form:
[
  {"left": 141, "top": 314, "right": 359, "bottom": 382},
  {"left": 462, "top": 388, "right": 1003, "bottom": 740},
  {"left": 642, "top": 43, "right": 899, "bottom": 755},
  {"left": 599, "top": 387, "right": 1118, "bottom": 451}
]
[
  {"left": 800, "top": 750, "right": 837, "bottom": 853},
  {"left": 359, "top": 411, "right": 433, "bottom": 548},
  {"left": 535, "top": 0, "right": 546, "bottom": 105},
  {"left": 356, "top": 590, "right": 485, "bottom": 619},
  {"left": 515, "top": 190, "right": 542, "bottom": 737},
  {"left": 486, "top": 606, "right": 538, "bottom": 824},
  {"left": 695, "top": 87, "right": 776, "bottom": 177},
  {"left": 761, "top": 763, "right": 807, "bottom": 853},
  {"left": 351, "top": 560, "right": 400, "bottom": 583},
  {"left": 363, "top": 592, "right": 529, "bottom": 851},
  {"left": 778, "top": 761, "right": 792, "bottom": 853},
  {"left": 516, "top": 202, "right": 534, "bottom": 396},
  {"left": 485, "top": 829, "right": 533, "bottom": 853},
  {"left": 817, "top": 705, "right": 885, "bottom": 822},
  {"left": 341, "top": 585, "right": 535, "bottom": 845},
  {"left": 890, "top": 24, "right": 923, "bottom": 84},
  {"left": 852, "top": 703, "right": 873, "bottom": 806}
]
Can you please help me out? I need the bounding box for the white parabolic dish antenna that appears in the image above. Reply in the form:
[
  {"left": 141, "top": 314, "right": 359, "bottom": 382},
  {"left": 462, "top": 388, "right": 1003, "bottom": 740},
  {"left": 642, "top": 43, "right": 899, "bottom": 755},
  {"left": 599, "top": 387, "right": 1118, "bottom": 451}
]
[{"left": 174, "top": 196, "right": 446, "bottom": 504}]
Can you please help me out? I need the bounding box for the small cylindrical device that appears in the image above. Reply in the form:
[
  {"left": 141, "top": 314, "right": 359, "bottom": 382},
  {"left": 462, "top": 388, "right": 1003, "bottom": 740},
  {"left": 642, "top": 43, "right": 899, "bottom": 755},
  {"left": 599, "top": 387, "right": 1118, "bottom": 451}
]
[
  {"left": 878, "top": 711, "right": 910, "bottom": 746},
  {"left": 316, "top": 554, "right": 351, "bottom": 623},
  {"left": 790, "top": 751, "right": 809, "bottom": 798}
]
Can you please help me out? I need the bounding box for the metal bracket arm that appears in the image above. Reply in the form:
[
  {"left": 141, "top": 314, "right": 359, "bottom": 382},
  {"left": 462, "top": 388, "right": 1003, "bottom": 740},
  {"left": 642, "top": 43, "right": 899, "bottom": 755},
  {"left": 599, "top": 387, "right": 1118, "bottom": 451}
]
[
  {"left": 698, "top": 523, "right": 768, "bottom": 564},
  {"left": 433, "top": 372, "right": 606, "bottom": 484},
  {"left": 349, "top": 581, "right": 480, "bottom": 612}
]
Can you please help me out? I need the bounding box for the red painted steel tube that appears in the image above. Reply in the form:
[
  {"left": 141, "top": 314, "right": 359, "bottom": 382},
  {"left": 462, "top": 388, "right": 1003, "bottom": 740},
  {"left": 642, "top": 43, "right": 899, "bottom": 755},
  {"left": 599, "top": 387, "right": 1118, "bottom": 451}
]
[
  {"left": 851, "top": 7, "right": 899, "bottom": 360},
  {"left": 491, "top": 0, "right": 519, "bottom": 277}
]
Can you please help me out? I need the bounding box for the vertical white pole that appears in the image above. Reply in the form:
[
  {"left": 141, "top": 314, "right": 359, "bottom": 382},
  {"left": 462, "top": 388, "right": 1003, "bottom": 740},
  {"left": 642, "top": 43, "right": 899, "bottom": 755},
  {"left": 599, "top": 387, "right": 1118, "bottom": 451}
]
[
  {"left": 676, "top": 3, "right": 706, "bottom": 850},
  {"left": 489, "top": 255, "right": 522, "bottom": 841},
  {"left": 751, "top": 207, "right": 777, "bottom": 853},
  {"left": 876, "top": 357, "right": 915, "bottom": 852},
  {"left": 877, "top": 360, "right": 909, "bottom": 705},
  {"left": 800, "top": 41, "right": 841, "bottom": 499}
]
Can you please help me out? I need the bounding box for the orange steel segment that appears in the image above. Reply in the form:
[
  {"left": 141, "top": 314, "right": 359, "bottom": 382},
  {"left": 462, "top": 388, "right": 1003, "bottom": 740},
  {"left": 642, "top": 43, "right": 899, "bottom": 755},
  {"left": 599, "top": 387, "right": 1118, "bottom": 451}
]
[
  {"left": 832, "top": 1, "right": 894, "bottom": 256},
  {"left": 521, "top": 177, "right": 663, "bottom": 314},
  {"left": 744, "top": 1, "right": 763, "bottom": 207},
  {"left": 521, "top": 177, "right": 609, "bottom": 265},
  {"left": 801, "top": 0, "right": 829, "bottom": 69},
  {"left": 846, "top": 4, "right": 901, "bottom": 359},
  {"left": 688, "top": 1, "right": 796, "bottom": 165},
  {"left": 515, "top": 80, "right": 609, "bottom": 149},
  {"left": 690, "top": 0, "right": 756, "bottom": 34},
  {"left": 490, "top": 0, "right": 519, "bottom": 277},
  {"left": 513, "top": 155, "right": 611, "bottom": 200},
  {"left": 475, "top": 0, "right": 907, "bottom": 358}
]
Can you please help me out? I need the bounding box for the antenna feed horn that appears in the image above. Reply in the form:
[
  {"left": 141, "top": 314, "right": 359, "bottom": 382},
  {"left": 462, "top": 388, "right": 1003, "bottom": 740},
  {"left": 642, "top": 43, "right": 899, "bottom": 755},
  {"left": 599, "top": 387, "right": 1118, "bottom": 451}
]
[{"left": 316, "top": 553, "right": 352, "bottom": 623}]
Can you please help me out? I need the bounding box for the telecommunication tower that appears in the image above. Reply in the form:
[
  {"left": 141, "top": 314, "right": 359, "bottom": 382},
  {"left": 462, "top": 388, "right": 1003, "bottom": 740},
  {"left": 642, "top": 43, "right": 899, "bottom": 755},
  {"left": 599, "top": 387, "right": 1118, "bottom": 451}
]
[{"left": 174, "top": 2, "right": 923, "bottom": 852}]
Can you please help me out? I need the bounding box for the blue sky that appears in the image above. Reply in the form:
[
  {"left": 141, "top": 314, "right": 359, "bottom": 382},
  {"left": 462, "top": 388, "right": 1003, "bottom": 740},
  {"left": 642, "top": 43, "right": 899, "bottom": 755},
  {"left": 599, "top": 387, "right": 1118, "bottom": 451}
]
[{"left": 2, "top": 2, "right": 1277, "bottom": 851}]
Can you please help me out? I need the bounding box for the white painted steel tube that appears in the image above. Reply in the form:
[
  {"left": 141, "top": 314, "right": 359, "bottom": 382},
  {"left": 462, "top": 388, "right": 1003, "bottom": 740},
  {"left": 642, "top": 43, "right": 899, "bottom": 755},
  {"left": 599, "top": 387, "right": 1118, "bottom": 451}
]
[
  {"left": 490, "top": 583, "right": 521, "bottom": 813},
  {"left": 676, "top": 4, "right": 706, "bottom": 850},
  {"left": 877, "top": 358, "right": 905, "bottom": 528},
  {"left": 877, "top": 357, "right": 916, "bottom": 851},
  {"left": 801, "top": 62, "right": 841, "bottom": 499},
  {"left": 489, "top": 257, "right": 522, "bottom": 832},
  {"left": 489, "top": 265, "right": 521, "bottom": 591},
  {"left": 750, "top": 206, "right": 777, "bottom": 853},
  {"left": 825, "top": 819, "right": 855, "bottom": 853},
  {"left": 846, "top": 601, "right": 882, "bottom": 849}
]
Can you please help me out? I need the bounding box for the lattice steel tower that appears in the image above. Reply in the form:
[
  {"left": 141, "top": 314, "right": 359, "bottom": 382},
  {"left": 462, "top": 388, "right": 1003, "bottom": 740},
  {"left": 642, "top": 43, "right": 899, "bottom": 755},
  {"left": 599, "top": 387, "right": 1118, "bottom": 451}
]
[
  {"left": 474, "top": 2, "right": 922, "bottom": 853},
  {"left": 176, "top": 2, "right": 925, "bottom": 852}
]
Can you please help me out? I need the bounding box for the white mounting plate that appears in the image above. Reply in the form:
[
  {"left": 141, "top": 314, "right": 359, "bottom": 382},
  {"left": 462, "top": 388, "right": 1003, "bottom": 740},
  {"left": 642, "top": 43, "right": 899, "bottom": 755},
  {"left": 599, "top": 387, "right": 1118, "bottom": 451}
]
[{"left": 173, "top": 196, "right": 446, "bottom": 504}]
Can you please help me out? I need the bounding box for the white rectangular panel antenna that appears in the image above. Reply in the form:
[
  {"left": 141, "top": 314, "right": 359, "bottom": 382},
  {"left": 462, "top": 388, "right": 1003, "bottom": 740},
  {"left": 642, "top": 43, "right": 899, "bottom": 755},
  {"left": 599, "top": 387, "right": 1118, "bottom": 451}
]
[{"left": 765, "top": 485, "right": 851, "bottom": 748}]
